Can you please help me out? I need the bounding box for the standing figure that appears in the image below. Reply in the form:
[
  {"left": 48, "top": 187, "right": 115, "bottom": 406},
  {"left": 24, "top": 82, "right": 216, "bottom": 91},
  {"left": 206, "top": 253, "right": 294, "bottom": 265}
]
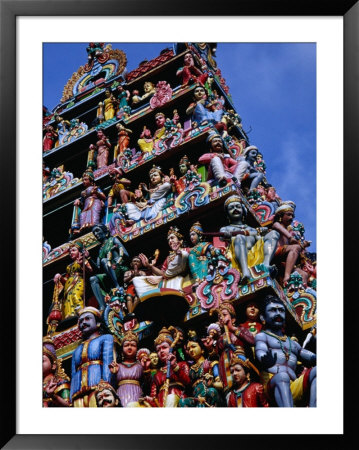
[
  {"left": 188, "top": 221, "right": 213, "bottom": 285},
  {"left": 255, "top": 294, "right": 316, "bottom": 407},
  {"left": 202, "top": 302, "right": 255, "bottom": 394},
  {"left": 133, "top": 226, "right": 190, "bottom": 298},
  {"left": 96, "top": 129, "right": 111, "bottom": 169},
  {"left": 116, "top": 84, "right": 131, "bottom": 117},
  {"left": 176, "top": 52, "right": 209, "bottom": 87},
  {"left": 137, "top": 126, "right": 154, "bottom": 155},
  {"left": 107, "top": 167, "right": 134, "bottom": 208},
  {"left": 109, "top": 331, "right": 148, "bottom": 407},
  {"left": 43, "top": 337, "right": 70, "bottom": 407},
  {"left": 123, "top": 255, "right": 147, "bottom": 313},
  {"left": 226, "top": 354, "right": 268, "bottom": 407},
  {"left": 95, "top": 380, "right": 120, "bottom": 407},
  {"left": 240, "top": 301, "right": 262, "bottom": 337},
  {"left": 146, "top": 327, "right": 191, "bottom": 407},
  {"left": 198, "top": 133, "right": 242, "bottom": 187},
  {"left": 114, "top": 123, "right": 132, "bottom": 163},
  {"left": 53, "top": 241, "right": 93, "bottom": 320},
  {"left": 103, "top": 88, "right": 116, "bottom": 121},
  {"left": 54, "top": 114, "right": 71, "bottom": 146},
  {"left": 89, "top": 223, "right": 129, "bottom": 311},
  {"left": 271, "top": 202, "right": 311, "bottom": 286},
  {"left": 219, "top": 195, "right": 279, "bottom": 283},
  {"left": 73, "top": 169, "right": 106, "bottom": 234},
  {"left": 43, "top": 125, "right": 58, "bottom": 152},
  {"left": 70, "top": 307, "right": 115, "bottom": 407},
  {"left": 185, "top": 85, "right": 224, "bottom": 128},
  {"left": 235, "top": 146, "right": 264, "bottom": 192},
  {"left": 178, "top": 331, "right": 223, "bottom": 407},
  {"left": 96, "top": 101, "right": 105, "bottom": 125}
]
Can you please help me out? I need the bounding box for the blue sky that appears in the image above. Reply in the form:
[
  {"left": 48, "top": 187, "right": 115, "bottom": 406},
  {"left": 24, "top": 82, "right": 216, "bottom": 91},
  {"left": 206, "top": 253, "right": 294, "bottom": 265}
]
[{"left": 43, "top": 43, "right": 316, "bottom": 252}]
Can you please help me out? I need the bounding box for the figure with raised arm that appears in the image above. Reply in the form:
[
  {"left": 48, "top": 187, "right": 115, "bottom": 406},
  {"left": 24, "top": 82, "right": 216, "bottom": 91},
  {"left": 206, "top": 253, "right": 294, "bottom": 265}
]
[
  {"left": 255, "top": 294, "right": 316, "bottom": 407},
  {"left": 235, "top": 145, "right": 264, "bottom": 192}
]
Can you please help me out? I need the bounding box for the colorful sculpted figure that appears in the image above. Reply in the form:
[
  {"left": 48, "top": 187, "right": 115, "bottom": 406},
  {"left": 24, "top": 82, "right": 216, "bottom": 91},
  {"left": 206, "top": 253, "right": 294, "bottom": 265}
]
[
  {"left": 53, "top": 241, "right": 93, "bottom": 320},
  {"left": 43, "top": 337, "right": 70, "bottom": 407},
  {"left": 70, "top": 307, "right": 114, "bottom": 407},
  {"left": 116, "top": 84, "right": 131, "bottom": 117},
  {"left": 202, "top": 302, "right": 255, "bottom": 394},
  {"left": 235, "top": 145, "right": 264, "bottom": 191},
  {"left": 95, "top": 129, "right": 111, "bottom": 169},
  {"left": 95, "top": 380, "right": 120, "bottom": 407},
  {"left": 140, "top": 81, "right": 156, "bottom": 102},
  {"left": 188, "top": 221, "right": 213, "bottom": 285},
  {"left": 109, "top": 331, "right": 148, "bottom": 407},
  {"left": 198, "top": 133, "right": 242, "bottom": 187},
  {"left": 110, "top": 165, "right": 173, "bottom": 227},
  {"left": 146, "top": 327, "right": 191, "bottom": 407},
  {"left": 107, "top": 166, "right": 134, "bottom": 207},
  {"left": 123, "top": 255, "right": 147, "bottom": 313},
  {"left": 240, "top": 301, "right": 262, "bottom": 337},
  {"left": 73, "top": 169, "right": 106, "bottom": 234},
  {"left": 133, "top": 226, "right": 190, "bottom": 298},
  {"left": 226, "top": 354, "right": 268, "bottom": 407},
  {"left": 43, "top": 125, "right": 58, "bottom": 152},
  {"left": 103, "top": 88, "right": 117, "bottom": 121},
  {"left": 171, "top": 155, "right": 201, "bottom": 194},
  {"left": 114, "top": 122, "right": 132, "bottom": 163},
  {"left": 54, "top": 114, "right": 71, "bottom": 146},
  {"left": 137, "top": 126, "right": 154, "bottom": 155},
  {"left": 89, "top": 223, "right": 129, "bottom": 311},
  {"left": 185, "top": 85, "right": 224, "bottom": 129},
  {"left": 178, "top": 331, "right": 223, "bottom": 407},
  {"left": 271, "top": 202, "right": 311, "bottom": 286},
  {"left": 96, "top": 102, "right": 105, "bottom": 125},
  {"left": 176, "top": 51, "right": 209, "bottom": 87},
  {"left": 219, "top": 195, "right": 279, "bottom": 283},
  {"left": 255, "top": 294, "right": 317, "bottom": 407}
]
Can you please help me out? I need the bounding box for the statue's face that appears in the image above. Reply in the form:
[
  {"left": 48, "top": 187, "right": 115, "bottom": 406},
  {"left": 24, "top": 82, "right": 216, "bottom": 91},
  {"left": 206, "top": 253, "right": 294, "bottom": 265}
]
[
  {"left": 93, "top": 226, "right": 106, "bottom": 241},
  {"left": 186, "top": 341, "right": 203, "bottom": 360},
  {"left": 226, "top": 201, "right": 243, "bottom": 221},
  {"left": 219, "top": 308, "right": 235, "bottom": 328},
  {"left": 78, "top": 312, "right": 98, "bottom": 338},
  {"left": 230, "top": 363, "right": 247, "bottom": 385},
  {"left": 150, "top": 352, "right": 159, "bottom": 367},
  {"left": 246, "top": 302, "right": 259, "bottom": 320},
  {"left": 82, "top": 175, "right": 91, "bottom": 187},
  {"left": 42, "top": 354, "right": 54, "bottom": 377},
  {"left": 96, "top": 389, "right": 117, "bottom": 407},
  {"left": 131, "top": 257, "right": 142, "bottom": 269},
  {"left": 155, "top": 114, "right": 165, "bottom": 128},
  {"left": 189, "top": 230, "right": 199, "bottom": 245},
  {"left": 179, "top": 163, "right": 188, "bottom": 175},
  {"left": 168, "top": 233, "right": 181, "bottom": 251},
  {"left": 122, "top": 340, "right": 137, "bottom": 359},
  {"left": 281, "top": 211, "right": 294, "bottom": 226},
  {"left": 144, "top": 82, "right": 153, "bottom": 93},
  {"left": 156, "top": 341, "right": 171, "bottom": 363},
  {"left": 210, "top": 137, "right": 223, "bottom": 152},
  {"left": 194, "top": 86, "right": 206, "bottom": 100},
  {"left": 184, "top": 53, "right": 194, "bottom": 66},
  {"left": 149, "top": 170, "right": 162, "bottom": 185},
  {"left": 247, "top": 149, "right": 258, "bottom": 160},
  {"left": 263, "top": 301, "right": 286, "bottom": 330},
  {"left": 105, "top": 90, "right": 111, "bottom": 98},
  {"left": 69, "top": 246, "right": 80, "bottom": 261}
]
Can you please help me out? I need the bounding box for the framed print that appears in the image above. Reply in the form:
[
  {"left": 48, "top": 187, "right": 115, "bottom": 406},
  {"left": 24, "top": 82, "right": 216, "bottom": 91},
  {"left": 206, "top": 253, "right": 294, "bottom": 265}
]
[{"left": 1, "top": 0, "right": 357, "bottom": 448}]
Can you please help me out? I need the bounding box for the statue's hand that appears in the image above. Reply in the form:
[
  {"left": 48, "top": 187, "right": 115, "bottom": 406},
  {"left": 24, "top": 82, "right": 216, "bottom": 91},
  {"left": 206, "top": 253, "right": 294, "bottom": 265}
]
[
  {"left": 260, "top": 350, "right": 277, "bottom": 369},
  {"left": 44, "top": 378, "right": 57, "bottom": 396},
  {"left": 109, "top": 361, "right": 120, "bottom": 374}
]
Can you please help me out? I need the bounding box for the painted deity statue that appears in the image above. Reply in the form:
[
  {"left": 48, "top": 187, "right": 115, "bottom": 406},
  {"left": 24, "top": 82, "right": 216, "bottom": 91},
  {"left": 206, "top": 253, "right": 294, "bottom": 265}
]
[
  {"left": 255, "top": 294, "right": 317, "bottom": 407},
  {"left": 109, "top": 331, "right": 151, "bottom": 407},
  {"left": 188, "top": 222, "right": 213, "bottom": 285},
  {"left": 198, "top": 133, "right": 243, "bottom": 187},
  {"left": 54, "top": 114, "right": 71, "bottom": 146},
  {"left": 133, "top": 226, "right": 190, "bottom": 298},
  {"left": 95, "top": 380, "right": 120, "bottom": 407},
  {"left": 226, "top": 354, "right": 268, "bottom": 407},
  {"left": 271, "top": 202, "right": 311, "bottom": 286},
  {"left": 103, "top": 88, "right": 117, "bottom": 121},
  {"left": 176, "top": 52, "right": 209, "bottom": 87},
  {"left": 73, "top": 169, "right": 106, "bottom": 235},
  {"left": 123, "top": 255, "right": 147, "bottom": 313},
  {"left": 43, "top": 337, "right": 70, "bottom": 407},
  {"left": 202, "top": 302, "right": 255, "bottom": 394},
  {"left": 95, "top": 129, "right": 111, "bottom": 169},
  {"left": 145, "top": 327, "right": 191, "bottom": 407},
  {"left": 137, "top": 126, "right": 154, "bottom": 155},
  {"left": 240, "top": 301, "right": 262, "bottom": 337},
  {"left": 53, "top": 241, "right": 93, "bottom": 320},
  {"left": 43, "top": 125, "right": 58, "bottom": 152},
  {"left": 186, "top": 85, "right": 224, "bottom": 129},
  {"left": 114, "top": 122, "right": 132, "bottom": 163},
  {"left": 219, "top": 195, "right": 279, "bottom": 284},
  {"left": 70, "top": 307, "right": 115, "bottom": 407},
  {"left": 170, "top": 155, "right": 201, "bottom": 194},
  {"left": 109, "top": 165, "right": 173, "bottom": 228},
  {"left": 235, "top": 145, "right": 264, "bottom": 192},
  {"left": 88, "top": 224, "right": 129, "bottom": 311},
  {"left": 107, "top": 166, "right": 134, "bottom": 208},
  {"left": 178, "top": 331, "right": 223, "bottom": 407},
  {"left": 115, "top": 84, "right": 131, "bottom": 118}
]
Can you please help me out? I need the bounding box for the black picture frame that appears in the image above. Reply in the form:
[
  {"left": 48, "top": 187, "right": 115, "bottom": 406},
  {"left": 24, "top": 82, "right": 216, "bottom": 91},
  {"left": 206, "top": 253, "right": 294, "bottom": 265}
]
[{"left": 1, "top": 0, "right": 356, "bottom": 448}]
